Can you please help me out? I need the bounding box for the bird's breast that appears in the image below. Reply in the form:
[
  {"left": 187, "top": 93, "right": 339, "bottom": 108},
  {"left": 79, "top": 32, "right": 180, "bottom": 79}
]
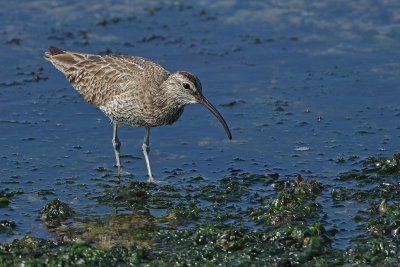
[
  {"left": 146, "top": 102, "right": 184, "bottom": 126},
  {"left": 101, "top": 99, "right": 184, "bottom": 128}
]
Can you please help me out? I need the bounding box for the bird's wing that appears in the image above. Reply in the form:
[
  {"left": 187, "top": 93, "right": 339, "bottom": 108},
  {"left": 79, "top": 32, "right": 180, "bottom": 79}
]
[{"left": 44, "top": 47, "right": 170, "bottom": 107}]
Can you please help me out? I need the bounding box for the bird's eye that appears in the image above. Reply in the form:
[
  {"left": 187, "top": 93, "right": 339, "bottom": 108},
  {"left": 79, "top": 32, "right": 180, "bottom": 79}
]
[{"left": 182, "top": 83, "right": 190, "bottom": 89}]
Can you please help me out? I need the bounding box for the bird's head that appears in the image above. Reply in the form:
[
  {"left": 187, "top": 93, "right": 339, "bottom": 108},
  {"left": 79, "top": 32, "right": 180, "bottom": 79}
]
[{"left": 164, "top": 71, "right": 232, "bottom": 140}]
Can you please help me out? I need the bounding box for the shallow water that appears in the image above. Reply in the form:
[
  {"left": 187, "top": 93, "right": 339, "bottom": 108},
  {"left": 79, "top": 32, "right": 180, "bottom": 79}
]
[{"left": 1, "top": 0, "right": 399, "bottom": 250}]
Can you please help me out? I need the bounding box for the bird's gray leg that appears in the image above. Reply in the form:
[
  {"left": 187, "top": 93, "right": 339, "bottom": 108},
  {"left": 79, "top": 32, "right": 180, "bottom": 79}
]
[
  {"left": 142, "top": 127, "right": 154, "bottom": 183},
  {"left": 112, "top": 123, "right": 122, "bottom": 170}
]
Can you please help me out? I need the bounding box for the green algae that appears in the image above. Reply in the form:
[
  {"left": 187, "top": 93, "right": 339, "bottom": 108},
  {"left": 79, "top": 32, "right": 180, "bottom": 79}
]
[
  {"left": 331, "top": 154, "right": 400, "bottom": 265},
  {"left": 40, "top": 199, "right": 76, "bottom": 227},
  {"left": 0, "top": 235, "right": 149, "bottom": 266},
  {"left": 0, "top": 189, "right": 17, "bottom": 207},
  {"left": 0, "top": 221, "right": 16, "bottom": 235},
  {"left": 1, "top": 155, "right": 400, "bottom": 265}
]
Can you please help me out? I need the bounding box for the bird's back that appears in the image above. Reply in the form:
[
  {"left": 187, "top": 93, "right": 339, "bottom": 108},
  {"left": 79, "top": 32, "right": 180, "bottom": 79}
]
[{"left": 44, "top": 47, "right": 170, "bottom": 108}]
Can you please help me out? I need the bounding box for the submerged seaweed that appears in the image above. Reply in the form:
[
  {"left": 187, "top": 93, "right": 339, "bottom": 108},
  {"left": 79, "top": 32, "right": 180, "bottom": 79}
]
[{"left": 1, "top": 156, "right": 399, "bottom": 265}]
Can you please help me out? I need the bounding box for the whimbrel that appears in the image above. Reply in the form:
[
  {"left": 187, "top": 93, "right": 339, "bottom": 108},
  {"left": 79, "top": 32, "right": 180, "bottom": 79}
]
[{"left": 44, "top": 46, "right": 232, "bottom": 182}]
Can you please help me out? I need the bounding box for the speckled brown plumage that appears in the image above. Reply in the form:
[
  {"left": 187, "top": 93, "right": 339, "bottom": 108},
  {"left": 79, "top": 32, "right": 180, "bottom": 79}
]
[{"left": 44, "top": 46, "right": 231, "bottom": 182}]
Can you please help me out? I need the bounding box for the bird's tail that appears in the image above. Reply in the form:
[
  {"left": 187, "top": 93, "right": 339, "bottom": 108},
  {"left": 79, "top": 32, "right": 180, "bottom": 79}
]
[{"left": 44, "top": 46, "right": 66, "bottom": 60}]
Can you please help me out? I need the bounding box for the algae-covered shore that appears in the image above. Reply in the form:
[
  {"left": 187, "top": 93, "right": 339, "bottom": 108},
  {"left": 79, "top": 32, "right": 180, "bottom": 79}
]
[{"left": 1, "top": 155, "right": 400, "bottom": 265}]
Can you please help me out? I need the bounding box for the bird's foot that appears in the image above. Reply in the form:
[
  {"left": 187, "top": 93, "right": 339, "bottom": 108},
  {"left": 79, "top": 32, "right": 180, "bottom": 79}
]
[
  {"left": 114, "top": 166, "right": 132, "bottom": 178},
  {"left": 115, "top": 165, "right": 122, "bottom": 177},
  {"left": 147, "top": 175, "right": 154, "bottom": 184}
]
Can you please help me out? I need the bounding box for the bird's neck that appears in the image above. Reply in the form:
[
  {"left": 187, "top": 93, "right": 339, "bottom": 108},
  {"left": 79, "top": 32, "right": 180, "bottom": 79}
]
[{"left": 151, "top": 86, "right": 185, "bottom": 125}]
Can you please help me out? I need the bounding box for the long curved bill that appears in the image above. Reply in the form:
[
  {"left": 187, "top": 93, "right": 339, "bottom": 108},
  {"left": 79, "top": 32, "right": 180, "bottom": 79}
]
[{"left": 195, "top": 94, "right": 232, "bottom": 140}]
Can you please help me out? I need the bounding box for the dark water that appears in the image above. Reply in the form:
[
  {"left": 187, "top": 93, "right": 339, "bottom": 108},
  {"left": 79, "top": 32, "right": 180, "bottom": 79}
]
[{"left": 1, "top": 0, "right": 399, "bottom": 249}]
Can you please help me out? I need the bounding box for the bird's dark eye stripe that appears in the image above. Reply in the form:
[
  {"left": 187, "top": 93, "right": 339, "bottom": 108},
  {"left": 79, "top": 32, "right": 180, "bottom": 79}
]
[{"left": 183, "top": 83, "right": 190, "bottom": 89}]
